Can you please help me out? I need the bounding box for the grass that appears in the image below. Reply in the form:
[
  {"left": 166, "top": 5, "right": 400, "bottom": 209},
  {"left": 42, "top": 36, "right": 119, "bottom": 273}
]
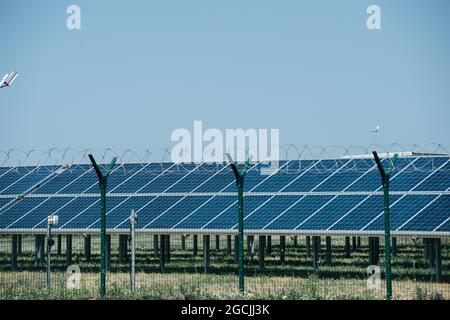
[
  {"left": 0, "top": 235, "right": 449, "bottom": 300},
  {"left": 0, "top": 272, "right": 447, "bottom": 300}
]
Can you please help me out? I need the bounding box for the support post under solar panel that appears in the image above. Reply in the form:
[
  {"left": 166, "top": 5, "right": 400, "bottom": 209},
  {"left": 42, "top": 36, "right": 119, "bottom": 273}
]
[
  {"left": 84, "top": 235, "right": 91, "bottom": 262},
  {"left": 34, "top": 236, "right": 39, "bottom": 265},
  {"left": 352, "top": 237, "right": 357, "bottom": 251},
  {"left": 119, "top": 235, "right": 124, "bottom": 262},
  {"left": 259, "top": 236, "right": 266, "bottom": 272},
  {"left": 57, "top": 235, "right": 62, "bottom": 255},
  {"left": 227, "top": 235, "right": 232, "bottom": 255},
  {"left": 344, "top": 237, "right": 351, "bottom": 258},
  {"left": 35, "top": 235, "right": 45, "bottom": 266},
  {"left": 160, "top": 235, "right": 166, "bottom": 270},
  {"left": 373, "top": 151, "right": 398, "bottom": 300},
  {"left": 312, "top": 236, "right": 321, "bottom": 274},
  {"left": 306, "top": 236, "right": 311, "bottom": 257},
  {"left": 247, "top": 235, "right": 254, "bottom": 261},
  {"left": 11, "top": 234, "right": 18, "bottom": 271},
  {"left": 165, "top": 235, "right": 171, "bottom": 263},
  {"left": 434, "top": 238, "right": 442, "bottom": 283},
  {"left": 119, "top": 234, "right": 128, "bottom": 263},
  {"left": 66, "top": 235, "right": 72, "bottom": 266},
  {"left": 88, "top": 154, "right": 117, "bottom": 298},
  {"left": 17, "top": 235, "right": 22, "bottom": 256},
  {"left": 369, "top": 237, "right": 380, "bottom": 265},
  {"left": 424, "top": 238, "right": 435, "bottom": 267},
  {"left": 181, "top": 235, "right": 186, "bottom": 251},
  {"left": 215, "top": 235, "right": 220, "bottom": 251},
  {"left": 423, "top": 238, "right": 429, "bottom": 261},
  {"left": 193, "top": 235, "right": 198, "bottom": 257},
  {"left": 267, "top": 236, "right": 272, "bottom": 255},
  {"left": 391, "top": 237, "right": 397, "bottom": 256},
  {"left": 203, "top": 235, "right": 210, "bottom": 274},
  {"left": 280, "top": 235, "right": 286, "bottom": 265},
  {"left": 325, "top": 236, "right": 332, "bottom": 265},
  {"left": 40, "top": 235, "right": 45, "bottom": 265},
  {"left": 153, "top": 234, "right": 158, "bottom": 257}
]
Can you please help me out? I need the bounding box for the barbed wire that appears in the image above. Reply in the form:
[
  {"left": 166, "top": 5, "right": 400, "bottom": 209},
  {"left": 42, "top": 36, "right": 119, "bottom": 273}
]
[{"left": 0, "top": 144, "right": 448, "bottom": 174}]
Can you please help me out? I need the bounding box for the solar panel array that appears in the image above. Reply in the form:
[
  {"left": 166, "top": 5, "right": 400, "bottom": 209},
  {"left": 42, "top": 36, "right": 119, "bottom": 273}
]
[{"left": 0, "top": 156, "right": 449, "bottom": 236}]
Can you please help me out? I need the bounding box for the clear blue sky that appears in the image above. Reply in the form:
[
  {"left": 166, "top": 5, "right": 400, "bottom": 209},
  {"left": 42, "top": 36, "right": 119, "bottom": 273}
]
[{"left": 1, "top": 0, "right": 449, "bottom": 155}]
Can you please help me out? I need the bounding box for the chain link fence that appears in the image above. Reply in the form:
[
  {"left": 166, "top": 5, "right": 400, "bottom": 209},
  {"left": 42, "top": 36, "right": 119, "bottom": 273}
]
[{"left": 1, "top": 233, "right": 448, "bottom": 299}]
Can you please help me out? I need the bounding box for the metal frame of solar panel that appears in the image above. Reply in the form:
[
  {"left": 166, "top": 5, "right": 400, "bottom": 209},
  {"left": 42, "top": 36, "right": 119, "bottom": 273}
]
[{"left": 0, "top": 155, "right": 449, "bottom": 237}]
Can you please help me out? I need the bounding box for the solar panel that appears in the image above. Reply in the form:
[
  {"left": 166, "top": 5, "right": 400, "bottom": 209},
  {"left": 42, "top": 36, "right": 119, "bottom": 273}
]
[{"left": 0, "top": 156, "right": 449, "bottom": 236}]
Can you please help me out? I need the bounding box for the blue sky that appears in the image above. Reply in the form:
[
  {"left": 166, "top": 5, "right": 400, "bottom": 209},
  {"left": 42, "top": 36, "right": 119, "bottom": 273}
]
[{"left": 1, "top": 0, "right": 449, "bottom": 155}]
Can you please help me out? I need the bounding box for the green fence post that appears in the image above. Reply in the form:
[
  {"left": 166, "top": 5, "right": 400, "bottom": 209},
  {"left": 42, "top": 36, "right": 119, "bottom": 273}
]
[
  {"left": 88, "top": 154, "right": 117, "bottom": 298},
  {"left": 237, "top": 176, "right": 245, "bottom": 289},
  {"left": 373, "top": 151, "right": 398, "bottom": 300},
  {"left": 234, "top": 235, "right": 239, "bottom": 263},
  {"left": 226, "top": 153, "right": 251, "bottom": 294},
  {"left": 106, "top": 234, "right": 111, "bottom": 271}
]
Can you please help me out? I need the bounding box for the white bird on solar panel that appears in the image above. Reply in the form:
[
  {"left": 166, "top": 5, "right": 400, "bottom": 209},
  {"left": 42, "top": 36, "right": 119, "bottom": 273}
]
[
  {"left": 371, "top": 125, "right": 380, "bottom": 136},
  {"left": 0, "top": 70, "right": 18, "bottom": 88}
]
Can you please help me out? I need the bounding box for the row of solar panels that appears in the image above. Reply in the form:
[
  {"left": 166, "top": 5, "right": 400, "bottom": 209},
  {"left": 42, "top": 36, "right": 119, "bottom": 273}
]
[
  {"left": 1, "top": 157, "right": 449, "bottom": 195},
  {"left": 0, "top": 194, "right": 449, "bottom": 232},
  {"left": 0, "top": 156, "right": 449, "bottom": 235}
]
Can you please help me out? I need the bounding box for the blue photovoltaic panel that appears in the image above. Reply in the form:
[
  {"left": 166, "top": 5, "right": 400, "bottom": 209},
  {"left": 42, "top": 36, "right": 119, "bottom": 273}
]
[
  {"left": 174, "top": 196, "right": 236, "bottom": 229},
  {"left": 266, "top": 196, "right": 335, "bottom": 230},
  {"left": 242, "top": 196, "right": 301, "bottom": 230},
  {"left": 399, "top": 195, "right": 450, "bottom": 232},
  {"left": 0, "top": 156, "right": 448, "bottom": 235}
]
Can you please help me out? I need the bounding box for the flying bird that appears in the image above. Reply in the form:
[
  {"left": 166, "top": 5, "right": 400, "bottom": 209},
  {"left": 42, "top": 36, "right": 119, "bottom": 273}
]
[
  {"left": 0, "top": 70, "right": 18, "bottom": 88},
  {"left": 371, "top": 125, "right": 380, "bottom": 136}
]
